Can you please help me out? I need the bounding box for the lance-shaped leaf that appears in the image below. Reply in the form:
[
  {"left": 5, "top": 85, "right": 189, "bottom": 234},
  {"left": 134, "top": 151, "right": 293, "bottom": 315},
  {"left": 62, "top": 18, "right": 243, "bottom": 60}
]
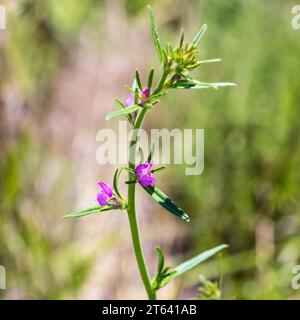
[
  {"left": 158, "top": 244, "right": 228, "bottom": 288},
  {"left": 114, "top": 98, "right": 133, "bottom": 123},
  {"left": 151, "top": 166, "right": 166, "bottom": 173},
  {"left": 152, "top": 246, "right": 176, "bottom": 290},
  {"left": 148, "top": 6, "right": 164, "bottom": 64},
  {"left": 142, "top": 186, "right": 190, "bottom": 222},
  {"left": 105, "top": 104, "right": 142, "bottom": 121},
  {"left": 179, "top": 28, "right": 185, "bottom": 48},
  {"left": 155, "top": 246, "right": 165, "bottom": 276},
  {"left": 63, "top": 205, "right": 118, "bottom": 219},
  {"left": 147, "top": 141, "right": 157, "bottom": 163},
  {"left": 113, "top": 168, "right": 123, "bottom": 200},
  {"left": 191, "top": 24, "right": 207, "bottom": 47},
  {"left": 134, "top": 87, "right": 139, "bottom": 105},
  {"left": 170, "top": 79, "right": 236, "bottom": 90},
  {"left": 135, "top": 70, "right": 143, "bottom": 90},
  {"left": 197, "top": 58, "right": 221, "bottom": 65},
  {"left": 147, "top": 69, "right": 154, "bottom": 89}
]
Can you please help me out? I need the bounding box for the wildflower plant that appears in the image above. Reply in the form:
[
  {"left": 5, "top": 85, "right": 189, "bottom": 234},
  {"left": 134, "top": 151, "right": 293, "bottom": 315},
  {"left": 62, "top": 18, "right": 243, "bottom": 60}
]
[{"left": 65, "top": 7, "right": 235, "bottom": 300}]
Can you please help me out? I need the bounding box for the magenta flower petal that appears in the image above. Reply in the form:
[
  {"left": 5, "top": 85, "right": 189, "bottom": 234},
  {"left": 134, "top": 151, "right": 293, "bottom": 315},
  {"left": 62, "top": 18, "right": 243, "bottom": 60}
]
[
  {"left": 140, "top": 87, "right": 150, "bottom": 105},
  {"left": 139, "top": 173, "right": 156, "bottom": 187},
  {"left": 125, "top": 93, "right": 134, "bottom": 107},
  {"left": 135, "top": 163, "right": 150, "bottom": 176},
  {"left": 135, "top": 161, "right": 156, "bottom": 187},
  {"left": 96, "top": 181, "right": 114, "bottom": 206},
  {"left": 97, "top": 191, "right": 110, "bottom": 206},
  {"left": 97, "top": 181, "right": 113, "bottom": 197}
]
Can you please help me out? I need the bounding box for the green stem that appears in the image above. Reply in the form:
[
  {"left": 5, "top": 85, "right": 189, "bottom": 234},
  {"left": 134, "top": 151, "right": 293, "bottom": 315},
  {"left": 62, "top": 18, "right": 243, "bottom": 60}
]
[
  {"left": 152, "top": 70, "right": 169, "bottom": 95},
  {"left": 127, "top": 108, "right": 156, "bottom": 300},
  {"left": 126, "top": 70, "right": 169, "bottom": 300}
]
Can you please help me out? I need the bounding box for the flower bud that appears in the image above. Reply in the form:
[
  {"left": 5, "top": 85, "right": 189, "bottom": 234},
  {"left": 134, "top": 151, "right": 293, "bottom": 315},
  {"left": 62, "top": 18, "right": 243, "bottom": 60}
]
[{"left": 140, "top": 87, "right": 150, "bottom": 105}]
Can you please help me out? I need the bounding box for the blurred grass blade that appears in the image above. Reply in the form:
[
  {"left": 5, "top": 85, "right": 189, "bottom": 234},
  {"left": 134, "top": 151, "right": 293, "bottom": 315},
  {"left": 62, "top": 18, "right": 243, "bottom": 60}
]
[
  {"left": 105, "top": 105, "right": 141, "bottom": 121},
  {"left": 148, "top": 6, "right": 163, "bottom": 64},
  {"left": 142, "top": 186, "right": 190, "bottom": 222},
  {"left": 191, "top": 24, "right": 207, "bottom": 47},
  {"left": 159, "top": 244, "right": 228, "bottom": 288},
  {"left": 63, "top": 205, "right": 116, "bottom": 218}
]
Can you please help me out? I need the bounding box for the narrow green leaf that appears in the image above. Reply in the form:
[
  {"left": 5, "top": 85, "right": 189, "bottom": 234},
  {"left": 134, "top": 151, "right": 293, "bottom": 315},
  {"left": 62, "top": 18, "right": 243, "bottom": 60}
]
[
  {"left": 63, "top": 205, "right": 117, "bottom": 219},
  {"left": 151, "top": 91, "right": 167, "bottom": 99},
  {"left": 124, "top": 85, "right": 135, "bottom": 94},
  {"left": 113, "top": 168, "right": 123, "bottom": 199},
  {"left": 138, "top": 147, "right": 144, "bottom": 163},
  {"left": 151, "top": 166, "right": 166, "bottom": 173},
  {"left": 151, "top": 99, "right": 160, "bottom": 106},
  {"left": 148, "top": 6, "right": 163, "bottom": 64},
  {"left": 191, "top": 24, "right": 207, "bottom": 47},
  {"left": 142, "top": 186, "right": 190, "bottom": 222},
  {"left": 147, "top": 69, "right": 154, "bottom": 89},
  {"left": 147, "top": 141, "right": 157, "bottom": 163},
  {"left": 210, "top": 82, "right": 236, "bottom": 87},
  {"left": 134, "top": 87, "right": 139, "bottom": 104},
  {"left": 161, "top": 48, "right": 169, "bottom": 67},
  {"left": 123, "top": 167, "right": 135, "bottom": 174},
  {"left": 166, "top": 43, "right": 173, "bottom": 56},
  {"left": 152, "top": 245, "right": 171, "bottom": 290},
  {"left": 114, "top": 98, "right": 133, "bottom": 123},
  {"left": 198, "top": 58, "right": 221, "bottom": 65},
  {"left": 159, "top": 244, "right": 228, "bottom": 288},
  {"left": 105, "top": 104, "right": 141, "bottom": 121},
  {"left": 155, "top": 246, "right": 165, "bottom": 275},
  {"left": 179, "top": 28, "right": 184, "bottom": 48},
  {"left": 135, "top": 70, "right": 143, "bottom": 90},
  {"left": 125, "top": 78, "right": 138, "bottom": 94},
  {"left": 125, "top": 180, "right": 137, "bottom": 184},
  {"left": 114, "top": 98, "right": 126, "bottom": 109},
  {"left": 132, "top": 78, "right": 138, "bottom": 91},
  {"left": 170, "top": 79, "right": 236, "bottom": 90}
]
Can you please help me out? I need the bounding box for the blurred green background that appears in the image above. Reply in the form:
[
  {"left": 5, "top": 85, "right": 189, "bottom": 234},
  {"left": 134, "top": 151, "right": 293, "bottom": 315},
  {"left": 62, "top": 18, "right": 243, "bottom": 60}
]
[{"left": 1, "top": 0, "right": 300, "bottom": 299}]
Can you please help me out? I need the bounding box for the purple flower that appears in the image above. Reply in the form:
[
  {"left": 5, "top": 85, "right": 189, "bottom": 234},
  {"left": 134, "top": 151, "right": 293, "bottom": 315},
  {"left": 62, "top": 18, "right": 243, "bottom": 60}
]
[
  {"left": 125, "top": 87, "right": 150, "bottom": 107},
  {"left": 135, "top": 160, "right": 156, "bottom": 187},
  {"left": 97, "top": 181, "right": 114, "bottom": 206},
  {"left": 140, "top": 87, "right": 150, "bottom": 105},
  {"left": 125, "top": 93, "right": 134, "bottom": 107}
]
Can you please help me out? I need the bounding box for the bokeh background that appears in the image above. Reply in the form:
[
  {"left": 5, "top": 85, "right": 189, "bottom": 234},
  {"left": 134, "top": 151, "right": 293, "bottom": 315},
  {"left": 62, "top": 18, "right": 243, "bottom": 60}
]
[{"left": 1, "top": 0, "right": 300, "bottom": 299}]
